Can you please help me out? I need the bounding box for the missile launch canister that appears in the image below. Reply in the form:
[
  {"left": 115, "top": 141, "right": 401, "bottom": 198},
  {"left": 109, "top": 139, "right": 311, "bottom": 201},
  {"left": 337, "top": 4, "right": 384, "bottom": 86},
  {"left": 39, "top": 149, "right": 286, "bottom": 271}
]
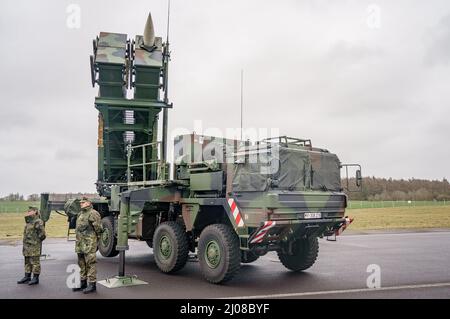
[{"left": 90, "top": 13, "right": 171, "bottom": 198}]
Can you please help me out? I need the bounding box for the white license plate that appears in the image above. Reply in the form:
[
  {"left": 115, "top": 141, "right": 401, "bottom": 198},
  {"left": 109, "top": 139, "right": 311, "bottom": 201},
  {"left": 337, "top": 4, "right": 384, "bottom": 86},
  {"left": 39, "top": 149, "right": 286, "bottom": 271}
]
[{"left": 304, "top": 212, "right": 322, "bottom": 219}]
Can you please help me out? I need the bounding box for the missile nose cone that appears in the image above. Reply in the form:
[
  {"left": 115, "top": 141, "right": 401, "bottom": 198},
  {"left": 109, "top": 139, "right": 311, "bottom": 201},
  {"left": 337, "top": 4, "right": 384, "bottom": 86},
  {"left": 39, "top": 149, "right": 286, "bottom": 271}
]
[{"left": 143, "top": 13, "right": 155, "bottom": 47}]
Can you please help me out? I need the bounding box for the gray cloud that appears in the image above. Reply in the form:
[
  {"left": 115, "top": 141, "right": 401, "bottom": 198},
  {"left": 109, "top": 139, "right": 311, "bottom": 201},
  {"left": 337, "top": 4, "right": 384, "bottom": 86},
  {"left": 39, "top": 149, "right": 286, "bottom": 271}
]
[
  {"left": 327, "top": 41, "right": 384, "bottom": 65},
  {"left": 1, "top": 0, "right": 450, "bottom": 197},
  {"left": 54, "top": 149, "right": 90, "bottom": 161},
  {"left": 424, "top": 14, "right": 450, "bottom": 66},
  {"left": 0, "top": 109, "right": 35, "bottom": 131}
]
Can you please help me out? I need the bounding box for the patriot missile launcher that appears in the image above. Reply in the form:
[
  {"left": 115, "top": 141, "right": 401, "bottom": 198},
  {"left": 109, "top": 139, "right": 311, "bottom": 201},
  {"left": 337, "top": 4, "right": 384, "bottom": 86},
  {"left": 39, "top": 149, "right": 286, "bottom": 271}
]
[{"left": 41, "top": 12, "right": 362, "bottom": 284}]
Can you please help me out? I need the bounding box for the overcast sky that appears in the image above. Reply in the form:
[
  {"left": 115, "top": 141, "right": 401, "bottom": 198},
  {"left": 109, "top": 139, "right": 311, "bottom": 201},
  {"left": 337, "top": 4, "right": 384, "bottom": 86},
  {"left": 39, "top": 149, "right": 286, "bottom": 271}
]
[{"left": 1, "top": 0, "right": 449, "bottom": 197}]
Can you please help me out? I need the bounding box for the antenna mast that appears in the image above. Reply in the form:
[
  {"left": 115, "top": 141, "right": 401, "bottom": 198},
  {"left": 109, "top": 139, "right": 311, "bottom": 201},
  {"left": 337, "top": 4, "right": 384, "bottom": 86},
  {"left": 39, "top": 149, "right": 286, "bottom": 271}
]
[
  {"left": 240, "top": 69, "right": 244, "bottom": 141},
  {"left": 161, "top": 0, "right": 171, "bottom": 164},
  {"left": 166, "top": 0, "right": 171, "bottom": 46}
]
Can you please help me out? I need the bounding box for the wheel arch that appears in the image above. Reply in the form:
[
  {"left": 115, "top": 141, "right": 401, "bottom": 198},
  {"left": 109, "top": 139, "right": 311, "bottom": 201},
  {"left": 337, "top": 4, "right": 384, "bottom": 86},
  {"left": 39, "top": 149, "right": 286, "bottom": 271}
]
[{"left": 191, "top": 204, "right": 235, "bottom": 237}]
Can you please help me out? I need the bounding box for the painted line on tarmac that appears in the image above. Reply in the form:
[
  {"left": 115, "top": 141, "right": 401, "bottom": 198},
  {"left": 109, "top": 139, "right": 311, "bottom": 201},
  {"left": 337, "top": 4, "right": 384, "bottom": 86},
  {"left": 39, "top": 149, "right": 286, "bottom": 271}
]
[
  {"left": 343, "top": 231, "right": 450, "bottom": 238},
  {"left": 219, "top": 282, "right": 450, "bottom": 299}
]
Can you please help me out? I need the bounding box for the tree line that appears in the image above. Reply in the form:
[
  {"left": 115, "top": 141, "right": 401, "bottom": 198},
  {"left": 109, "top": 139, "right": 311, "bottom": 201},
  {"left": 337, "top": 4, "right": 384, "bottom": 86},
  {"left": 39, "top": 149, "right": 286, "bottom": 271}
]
[
  {"left": 0, "top": 193, "right": 97, "bottom": 202},
  {"left": 0, "top": 193, "right": 33, "bottom": 202},
  {"left": 2, "top": 177, "right": 450, "bottom": 202},
  {"left": 345, "top": 177, "right": 450, "bottom": 201}
]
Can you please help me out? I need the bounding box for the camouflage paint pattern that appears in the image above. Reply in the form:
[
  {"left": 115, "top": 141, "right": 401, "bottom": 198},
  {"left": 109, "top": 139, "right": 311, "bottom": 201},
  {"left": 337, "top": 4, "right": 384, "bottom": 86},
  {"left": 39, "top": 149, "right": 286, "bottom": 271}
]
[
  {"left": 173, "top": 134, "right": 245, "bottom": 166},
  {"left": 24, "top": 256, "right": 41, "bottom": 274},
  {"left": 116, "top": 134, "right": 350, "bottom": 251},
  {"left": 74, "top": 205, "right": 102, "bottom": 282},
  {"left": 22, "top": 216, "right": 46, "bottom": 257},
  {"left": 75, "top": 206, "right": 103, "bottom": 254},
  {"left": 98, "top": 32, "right": 127, "bottom": 48},
  {"left": 224, "top": 142, "right": 347, "bottom": 243},
  {"left": 116, "top": 184, "right": 185, "bottom": 249},
  {"left": 229, "top": 190, "right": 347, "bottom": 245},
  {"left": 95, "top": 32, "right": 127, "bottom": 65},
  {"left": 95, "top": 47, "right": 127, "bottom": 64},
  {"left": 77, "top": 253, "right": 97, "bottom": 282},
  {"left": 43, "top": 12, "right": 356, "bottom": 262},
  {"left": 134, "top": 36, "right": 163, "bottom": 67},
  {"left": 93, "top": 29, "right": 169, "bottom": 197}
]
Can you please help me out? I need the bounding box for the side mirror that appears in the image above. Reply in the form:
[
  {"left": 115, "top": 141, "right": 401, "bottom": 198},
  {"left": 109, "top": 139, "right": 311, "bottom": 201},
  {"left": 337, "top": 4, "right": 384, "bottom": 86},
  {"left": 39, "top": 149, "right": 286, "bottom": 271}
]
[
  {"left": 341, "top": 164, "right": 362, "bottom": 193},
  {"left": 356, "top": 170, "right": 362, "bottom": 187}
]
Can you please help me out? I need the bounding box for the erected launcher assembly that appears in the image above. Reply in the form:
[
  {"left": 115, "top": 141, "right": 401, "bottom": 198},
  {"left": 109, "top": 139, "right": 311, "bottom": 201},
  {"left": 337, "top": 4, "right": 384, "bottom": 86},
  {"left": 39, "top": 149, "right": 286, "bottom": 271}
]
[
  {"left": 41, "top": 12, "right": 362, "bottom": 285},
  {"left": 92, "top": 13, "right": 171, "bottom": 199}
]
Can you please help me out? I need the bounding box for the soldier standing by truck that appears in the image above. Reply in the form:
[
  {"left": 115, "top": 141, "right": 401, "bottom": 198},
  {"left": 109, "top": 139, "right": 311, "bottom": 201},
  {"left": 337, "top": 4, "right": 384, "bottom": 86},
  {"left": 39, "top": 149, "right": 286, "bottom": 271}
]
[
  {"left": 17, "top": 206, "right": 46, "bottom": 285},
  {"left": 72, "top": 197, "right": 103, "bottom": 294}
]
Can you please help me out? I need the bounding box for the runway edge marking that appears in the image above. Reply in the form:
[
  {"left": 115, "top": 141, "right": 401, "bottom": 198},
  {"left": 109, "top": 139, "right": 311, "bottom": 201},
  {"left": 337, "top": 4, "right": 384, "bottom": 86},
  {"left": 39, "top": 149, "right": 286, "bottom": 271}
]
[{"left": 218, "top": 282, "right": 450, "bottom": 299}]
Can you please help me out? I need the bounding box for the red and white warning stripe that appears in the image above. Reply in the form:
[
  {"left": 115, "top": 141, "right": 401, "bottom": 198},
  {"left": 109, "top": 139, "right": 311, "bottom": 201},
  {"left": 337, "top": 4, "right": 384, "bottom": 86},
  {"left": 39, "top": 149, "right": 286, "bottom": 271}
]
[
  {"left": 250, "top": 221, "right": 277, "bottom": 244},
  {"left": 335, "top": 217, "right": 354, "bottom": 236},
  {"left": 227, "top": 198, "right": 245, "bottom": 228}
]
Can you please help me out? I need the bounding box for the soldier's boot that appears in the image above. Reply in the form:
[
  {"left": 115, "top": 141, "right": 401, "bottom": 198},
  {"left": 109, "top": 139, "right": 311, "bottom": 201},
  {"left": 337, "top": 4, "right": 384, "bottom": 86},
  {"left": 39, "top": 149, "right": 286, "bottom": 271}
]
[
  {"left": 17, "top": 273, "right": 31, "bottom": 284},
  {"left": 72, "top": 279, "right": 87, "bottom": 292},
  {"left": 83, "top": 282, "right": 96, "bottom": 294},
  {"left": 28, "top": 274, "right": 39, "bottom": 285}
]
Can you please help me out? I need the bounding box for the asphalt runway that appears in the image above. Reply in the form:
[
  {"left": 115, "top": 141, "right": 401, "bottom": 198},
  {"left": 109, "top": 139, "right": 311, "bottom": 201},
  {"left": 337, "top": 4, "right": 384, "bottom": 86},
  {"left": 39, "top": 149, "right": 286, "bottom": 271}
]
[{"left": 1, "top": 230, "right": 450, "bottom": 299}]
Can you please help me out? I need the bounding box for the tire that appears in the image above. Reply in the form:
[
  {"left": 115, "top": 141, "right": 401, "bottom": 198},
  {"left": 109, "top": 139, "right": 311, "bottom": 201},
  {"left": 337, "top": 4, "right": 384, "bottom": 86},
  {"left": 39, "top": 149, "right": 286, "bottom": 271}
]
[
  {"left": 241, "top": 251, "right": 259, "bottom": 264},
  {"left": 277, "top": 237, "right": 319, "bottom": 271},
  {"left": 198, "top": 224, "right": 241, "bottom": 284},
  {"left": 98, "top": 216, "right": 119, "bottom": 257},
  {"left": 153, "top": 221, "right": 189, "bottom": 273}
]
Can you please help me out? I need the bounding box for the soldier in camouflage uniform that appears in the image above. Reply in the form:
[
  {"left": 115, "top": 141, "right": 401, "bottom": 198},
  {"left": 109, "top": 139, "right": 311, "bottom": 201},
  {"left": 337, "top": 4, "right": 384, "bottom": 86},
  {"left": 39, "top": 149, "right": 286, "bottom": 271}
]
[
  {"left": 72, "top": 197, "right": 103, "bottom": 294},
  {"left": 17, "top": 207, "right": 46, "bottom": 285}
]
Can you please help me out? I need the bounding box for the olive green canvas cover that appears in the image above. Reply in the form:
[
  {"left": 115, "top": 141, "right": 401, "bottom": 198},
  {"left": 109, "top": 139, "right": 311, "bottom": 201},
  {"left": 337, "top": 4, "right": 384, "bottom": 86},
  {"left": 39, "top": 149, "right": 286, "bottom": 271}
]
[{"left": 232, "top": 145, "right": 341, "bottom": 192}]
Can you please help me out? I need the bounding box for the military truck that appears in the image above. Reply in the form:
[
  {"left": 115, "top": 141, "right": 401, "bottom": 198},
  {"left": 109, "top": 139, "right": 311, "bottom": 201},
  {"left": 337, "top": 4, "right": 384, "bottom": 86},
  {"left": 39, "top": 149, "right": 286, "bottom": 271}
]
[{"left": 40, "top": 13, "right": 361, "bottom": 284}]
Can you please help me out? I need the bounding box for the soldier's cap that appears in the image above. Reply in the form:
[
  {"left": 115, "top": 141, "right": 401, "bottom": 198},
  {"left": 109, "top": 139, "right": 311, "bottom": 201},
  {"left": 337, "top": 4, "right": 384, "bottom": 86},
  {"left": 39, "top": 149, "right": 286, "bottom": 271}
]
[
  {"left": 28, "top": 206, "right": 38, "bottom": 212},
  {"left": 80, "top": 197, "right": 91, "bottom": 203}
]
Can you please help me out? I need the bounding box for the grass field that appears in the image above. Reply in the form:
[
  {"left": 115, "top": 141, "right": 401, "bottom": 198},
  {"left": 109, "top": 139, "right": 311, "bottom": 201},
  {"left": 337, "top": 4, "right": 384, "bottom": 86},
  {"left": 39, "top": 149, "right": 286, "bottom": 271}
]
[
  {"left": 1, "top": 201, "right": 449, "bottom": 239},
  {"left": 348, "top": 206, "right": 450, "bottom": 231},
  {"left": 0, "top": 201, "right": 40, "bottom": 213},
  {"left": 0, "top": 213, "right": 68, "bottom": 239},
  {"left": 348, "top": 200, "right": 449, "bottom": 209}
]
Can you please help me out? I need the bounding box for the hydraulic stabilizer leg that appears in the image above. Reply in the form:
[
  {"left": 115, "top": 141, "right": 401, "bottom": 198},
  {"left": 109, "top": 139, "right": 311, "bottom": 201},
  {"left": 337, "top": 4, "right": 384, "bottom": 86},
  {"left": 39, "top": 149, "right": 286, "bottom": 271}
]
[
  {"left": 97, "top": 194, "right": 147, "bottom": 288},
  {"left": 119, "top": 251, "right": 125, "bottom": 277}
]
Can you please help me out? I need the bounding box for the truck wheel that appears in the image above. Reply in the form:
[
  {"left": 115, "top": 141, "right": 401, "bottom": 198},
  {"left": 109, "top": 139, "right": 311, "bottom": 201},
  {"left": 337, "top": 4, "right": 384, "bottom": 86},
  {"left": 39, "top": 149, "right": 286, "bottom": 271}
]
[
  {"left": 153, "top": 221, "right": 189, "bottom": 273},
  {"left": 241, "top": 251, "right": 259, "bottom": 264},
  {"left": 198, "top": 224, "right": 240, "bottom": 284},
  {"left": 277, "top": 237, "right": 319, "bottom": 271},
  {"left": 98, "top": 216, "right": 119, "bottom": 257}
]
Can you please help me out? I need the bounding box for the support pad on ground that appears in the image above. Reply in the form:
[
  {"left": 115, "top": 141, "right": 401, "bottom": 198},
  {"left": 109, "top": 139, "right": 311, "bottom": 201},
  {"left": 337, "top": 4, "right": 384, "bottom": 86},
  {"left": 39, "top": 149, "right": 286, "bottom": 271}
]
[
  {"left": 98, "top": 250, "right": 147, "bottom": 288},
  {"left": 98, "top": 275, "right": 148, "bottom": 288}
]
